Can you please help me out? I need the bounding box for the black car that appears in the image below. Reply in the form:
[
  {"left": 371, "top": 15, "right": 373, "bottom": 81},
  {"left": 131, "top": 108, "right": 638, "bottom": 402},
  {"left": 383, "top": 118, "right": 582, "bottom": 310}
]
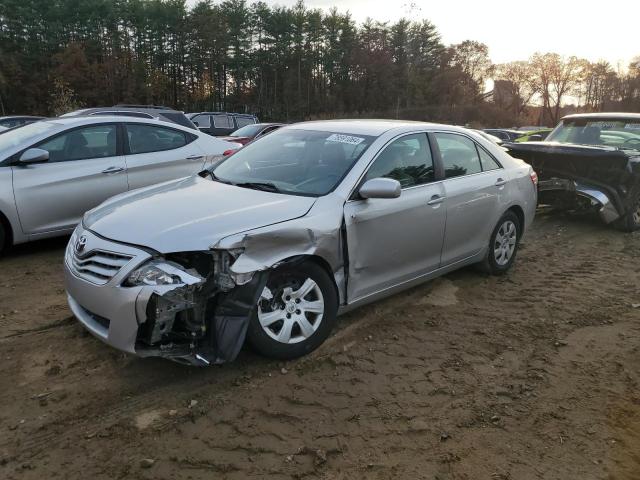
[
  {"left": 505, "top": 113, "right": 640, "bottom": 232},
  {"left": 62, "top": 105, "right": 197, "bottom": 130},
  {"left": 0, "top": 116, "right": 45, "bottom": 129},
  {"left": 188, "top": 112, "right": 259, "bottom": 136}
]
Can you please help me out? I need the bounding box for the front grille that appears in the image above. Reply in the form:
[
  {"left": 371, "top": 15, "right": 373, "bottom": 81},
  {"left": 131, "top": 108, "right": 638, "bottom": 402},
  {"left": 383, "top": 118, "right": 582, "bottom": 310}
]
[{"left": 71, "top": 250, "right": 133, "bottom": 285}]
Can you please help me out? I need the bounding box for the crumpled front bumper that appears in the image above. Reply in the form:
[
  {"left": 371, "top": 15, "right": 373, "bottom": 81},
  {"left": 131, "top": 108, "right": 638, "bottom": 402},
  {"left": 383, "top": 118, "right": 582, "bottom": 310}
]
[{"left": 64, "top": 228, "right": 153, "bottom": 355}]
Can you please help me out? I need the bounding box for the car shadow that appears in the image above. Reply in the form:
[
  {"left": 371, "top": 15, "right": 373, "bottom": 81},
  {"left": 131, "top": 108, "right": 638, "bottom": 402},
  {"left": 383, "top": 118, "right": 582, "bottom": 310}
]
[{"left": 2, "top": 235, "right": 70, "bottom": 260}]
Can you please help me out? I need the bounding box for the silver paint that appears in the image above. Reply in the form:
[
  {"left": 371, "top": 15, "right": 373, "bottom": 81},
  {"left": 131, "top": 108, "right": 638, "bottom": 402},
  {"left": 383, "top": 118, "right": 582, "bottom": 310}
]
[{"left": 65, "top": 121, "right": 538, "bottom": 363}]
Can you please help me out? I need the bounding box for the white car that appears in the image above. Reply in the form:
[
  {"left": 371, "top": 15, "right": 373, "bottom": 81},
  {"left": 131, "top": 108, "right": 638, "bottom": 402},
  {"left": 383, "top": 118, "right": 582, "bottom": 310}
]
[{"left": 0, "top": 116, "right": 240, "bottom": 251}]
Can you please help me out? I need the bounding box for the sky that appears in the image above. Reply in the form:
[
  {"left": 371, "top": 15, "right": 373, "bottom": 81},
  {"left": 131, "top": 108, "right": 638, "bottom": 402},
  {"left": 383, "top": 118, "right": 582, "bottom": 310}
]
[{"left": 194, "top": 0, "right": 638, "bottom": 68}]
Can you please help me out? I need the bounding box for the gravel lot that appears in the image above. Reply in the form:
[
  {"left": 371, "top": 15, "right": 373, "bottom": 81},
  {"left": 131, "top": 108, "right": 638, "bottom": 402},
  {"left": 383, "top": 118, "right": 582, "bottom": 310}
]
[{"left": 1, "top": 210, "right": 639, "bottom": 479}]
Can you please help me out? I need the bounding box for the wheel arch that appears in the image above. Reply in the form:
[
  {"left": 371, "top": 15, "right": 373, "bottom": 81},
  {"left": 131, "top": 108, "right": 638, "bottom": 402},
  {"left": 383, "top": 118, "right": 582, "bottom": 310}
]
[
  {"left": 271, "top": 254, "right": 341, "bottom": 301},
  {"left": 0, "top": 208, "right": 14, "bottom": 250},
  {"left": 506, "top": 204, "right": 525, "bottom": 235}
]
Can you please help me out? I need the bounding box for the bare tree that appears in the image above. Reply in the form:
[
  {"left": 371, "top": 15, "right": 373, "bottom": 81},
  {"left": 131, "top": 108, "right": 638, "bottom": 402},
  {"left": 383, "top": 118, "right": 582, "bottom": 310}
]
[
  {"left": 494, "top": 61, "right": 537, "bottom": 120},
  {"left": 529, "top": 53, "right": 586, "bottom": 124}
]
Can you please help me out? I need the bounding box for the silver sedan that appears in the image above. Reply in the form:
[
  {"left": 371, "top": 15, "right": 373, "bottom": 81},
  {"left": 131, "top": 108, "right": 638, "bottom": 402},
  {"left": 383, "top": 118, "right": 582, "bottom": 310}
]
[
  {"left": 0, "top": 116, "right": 240, "bottom": 251},
  {"left": 64, "top": 120, "right": 538, "bottom": 365}
]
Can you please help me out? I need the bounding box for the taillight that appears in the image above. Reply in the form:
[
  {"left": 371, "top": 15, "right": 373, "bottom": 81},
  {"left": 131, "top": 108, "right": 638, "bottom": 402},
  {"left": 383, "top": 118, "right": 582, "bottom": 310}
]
[
  {"left": 530, "top": 170, "right": 538, "bottom": 186},
  {"left": 223, "top": 149, "right": 236, "bottom": 156}
]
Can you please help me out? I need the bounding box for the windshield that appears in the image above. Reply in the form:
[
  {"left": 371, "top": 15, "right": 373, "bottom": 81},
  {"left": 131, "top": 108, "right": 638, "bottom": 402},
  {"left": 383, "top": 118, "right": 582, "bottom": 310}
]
[
  {"left": 212, "top": 128, "right": 376, "bottom": 196},
  {"left": 547, "top": 118, "right": 640, "bottom": 150},
  {"left": 231, "top": 124, "right": 264, "bottom": 137},
  {"left": 0, "top": 121, "right": 58, "bottom": 157}
]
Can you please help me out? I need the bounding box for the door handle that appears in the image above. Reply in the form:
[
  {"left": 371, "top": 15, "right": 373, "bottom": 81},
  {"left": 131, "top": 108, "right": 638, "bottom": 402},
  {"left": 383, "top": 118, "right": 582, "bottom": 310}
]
[
  {"left": 427, "top": 195, "right": 445, "bottom": 206},
  {"left": 102, "top": 166, "right": 125, "bottom": 174},
  {"left": 495, "top": 178, "right": 507, "bottom": 187},
  {"left": 186, "top": 155, "right": 204, "bottom": 160}
]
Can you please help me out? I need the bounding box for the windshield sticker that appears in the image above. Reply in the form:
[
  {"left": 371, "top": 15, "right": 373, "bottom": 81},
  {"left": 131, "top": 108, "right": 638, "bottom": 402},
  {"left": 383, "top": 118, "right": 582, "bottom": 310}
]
[
  {"left": 624, "top": 123, "right": 640, "bottom": 130},
  {"left": 589, "top": 121, "right": 621, "bottom": 129},
  {"left": 326, "top": 134, "right": 365, "bottom": 146}
]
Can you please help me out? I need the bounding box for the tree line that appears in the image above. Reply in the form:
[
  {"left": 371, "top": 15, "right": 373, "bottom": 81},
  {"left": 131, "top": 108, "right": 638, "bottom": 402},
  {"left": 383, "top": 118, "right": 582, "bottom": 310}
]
[{"left": 1, "top": 0, "right": 639, "bottom": 126}]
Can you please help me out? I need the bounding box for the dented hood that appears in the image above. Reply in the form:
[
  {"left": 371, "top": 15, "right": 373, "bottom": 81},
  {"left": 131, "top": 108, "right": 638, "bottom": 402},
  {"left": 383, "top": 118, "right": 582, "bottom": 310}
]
[{"left": 83, "top": 175, "right": 316, "bottom": 253}]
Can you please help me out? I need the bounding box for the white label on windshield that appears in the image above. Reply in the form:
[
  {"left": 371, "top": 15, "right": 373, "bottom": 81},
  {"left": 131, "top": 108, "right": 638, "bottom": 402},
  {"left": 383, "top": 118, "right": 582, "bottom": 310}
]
[
  {"left": 624, "top": 123, "right": 640, "bottom": 130},
  {"left": 326, "top": 134, "right": 365, "bottom": 145}
]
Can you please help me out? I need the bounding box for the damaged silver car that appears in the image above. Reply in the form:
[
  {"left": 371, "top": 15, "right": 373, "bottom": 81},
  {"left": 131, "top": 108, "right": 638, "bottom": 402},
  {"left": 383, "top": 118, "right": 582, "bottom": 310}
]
[{"left": 64, "top": 120, "right": 538, "bottom": 365}]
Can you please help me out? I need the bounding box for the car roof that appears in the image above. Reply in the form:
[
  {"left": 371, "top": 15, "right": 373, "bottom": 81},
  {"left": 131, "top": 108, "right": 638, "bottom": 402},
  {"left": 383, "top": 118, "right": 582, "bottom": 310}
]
[
  {"left": 72, "top": 107, "right": 185, "bottom": 115},
  {"left": 562, "top": 112, "right": 640, "bottom": 121},
  {"left": 40, "top": 116, "right": 197, "bottom": 131},
  {"left": 286, "top": 119, "right": 463, "bottom": 136},
  {"left": 0, "top": 115, "right": 45, "bottom": 120}
]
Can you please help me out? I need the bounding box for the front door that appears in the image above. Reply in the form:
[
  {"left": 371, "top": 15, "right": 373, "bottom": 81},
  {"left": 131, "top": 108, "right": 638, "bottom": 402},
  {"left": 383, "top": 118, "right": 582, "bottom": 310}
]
[
  {"left": 344, "top": 133, "right": 447, "bottom": 302},
  {"left": 12, "top": 123, "right": 128, "bottom": 235}
]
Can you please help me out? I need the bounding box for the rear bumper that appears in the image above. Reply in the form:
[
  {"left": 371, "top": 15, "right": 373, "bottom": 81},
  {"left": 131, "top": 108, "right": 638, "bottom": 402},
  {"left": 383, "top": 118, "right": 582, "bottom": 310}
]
[{"left": 538, "top": 178, "right": 620, "bottom": 223}]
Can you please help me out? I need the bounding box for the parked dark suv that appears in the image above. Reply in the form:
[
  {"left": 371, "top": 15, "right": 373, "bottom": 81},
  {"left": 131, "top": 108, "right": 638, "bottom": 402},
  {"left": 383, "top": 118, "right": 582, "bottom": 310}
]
[
  {"left": 62, "top": 105, "right": 197, "bottom": 130},
  {"left": 187, "top": 112, "right": 259, "bottom": 136}
]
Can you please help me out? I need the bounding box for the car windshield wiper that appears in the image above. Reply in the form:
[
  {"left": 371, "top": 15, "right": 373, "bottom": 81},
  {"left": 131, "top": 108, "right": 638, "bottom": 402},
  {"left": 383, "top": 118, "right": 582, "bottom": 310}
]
[
  {"left": 203, "top": 170, "right": 233, "bottom": 184},
  {"left": 235, "top": 181, "right": 281, "bottom": 193}
]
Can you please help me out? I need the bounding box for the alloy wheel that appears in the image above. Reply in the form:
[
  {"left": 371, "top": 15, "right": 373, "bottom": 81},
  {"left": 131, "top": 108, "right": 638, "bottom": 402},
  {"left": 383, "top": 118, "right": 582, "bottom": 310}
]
[
  {"left": 494, "top": 220, "right": 517, "bottom": 266},
  {"left": 258, "top": 278, "right": 325, "bottom": 344}
]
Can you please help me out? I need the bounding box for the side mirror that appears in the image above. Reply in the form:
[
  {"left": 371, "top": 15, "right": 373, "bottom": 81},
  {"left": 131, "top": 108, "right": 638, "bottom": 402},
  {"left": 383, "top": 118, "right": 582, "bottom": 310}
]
[
  {"left": 192, "top": 121, "right": 199, "bottom": 127},
  {"left": 18, "top": 148, "right": 49, "bottom": 164},
  {"left": 528, "top": 134, "right": 543, "bottom": 142},
  {"left": 359, "top": 178, "right": 401, "bottom": 199}
]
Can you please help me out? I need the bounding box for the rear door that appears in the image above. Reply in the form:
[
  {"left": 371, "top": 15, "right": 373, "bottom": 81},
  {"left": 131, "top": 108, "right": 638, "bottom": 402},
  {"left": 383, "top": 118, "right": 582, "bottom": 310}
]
[
  {"left": 344, "top": 133, "right": 446, "bottom": 302},
  {"left": 432, "top": 132, "right": 506, "bottom": 265},
  {"left": 12, "top": 123, "right": 128, "bottom": 235},
  {"left": 124, "top": 123, "right": 206, "bottom": 190}
]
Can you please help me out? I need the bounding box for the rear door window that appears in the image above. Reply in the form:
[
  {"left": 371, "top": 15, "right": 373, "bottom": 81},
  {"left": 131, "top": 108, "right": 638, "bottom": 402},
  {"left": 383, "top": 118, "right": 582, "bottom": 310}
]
[
  {"left": 434, "top": 133, "right": 483, "bottom": 179},
  {"left": 213, "top": 115, "right": 233, "bottom": 129},
  {"left": 125, "top": 124, "right": 190, "bottom": 154}
]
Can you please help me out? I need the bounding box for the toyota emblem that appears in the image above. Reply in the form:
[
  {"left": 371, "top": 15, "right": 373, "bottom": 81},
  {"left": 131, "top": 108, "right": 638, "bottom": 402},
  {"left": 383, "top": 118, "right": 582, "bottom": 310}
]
[{"left": 75, "top": 235, "right": 87, "bottom": 254}]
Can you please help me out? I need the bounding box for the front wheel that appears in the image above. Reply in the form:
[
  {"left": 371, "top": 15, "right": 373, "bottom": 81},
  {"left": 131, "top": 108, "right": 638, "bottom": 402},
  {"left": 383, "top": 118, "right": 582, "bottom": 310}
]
[
  {"left": 247, "top": 262, "right": 338, "bottom": 360},
  {"left": 479, "top": 211, "right": 521, "bottom": 275}
]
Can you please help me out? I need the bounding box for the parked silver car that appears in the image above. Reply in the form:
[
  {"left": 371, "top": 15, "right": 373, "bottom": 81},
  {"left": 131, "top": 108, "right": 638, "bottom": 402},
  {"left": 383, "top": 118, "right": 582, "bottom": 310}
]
[
  {"left": 64, "top": 120, "right": 538, "bottom": 365},
  {"left": 0, "top": 116, "right": 240, "bottom": 250}
]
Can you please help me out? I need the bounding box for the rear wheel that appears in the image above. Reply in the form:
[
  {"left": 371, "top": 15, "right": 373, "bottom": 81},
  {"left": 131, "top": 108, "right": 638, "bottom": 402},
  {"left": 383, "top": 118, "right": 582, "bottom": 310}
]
[
  {"left": 0, "top": 222, "right": 6, "bottom": 254},
  {"left": 479, "top": 211, "right": 521, "bottom": 275},
  {"left": 247, "top": 262, "right": 338, "bottom": 360},
  {"left": 616, "top": 191, "right": 640, "bottom": 232}
]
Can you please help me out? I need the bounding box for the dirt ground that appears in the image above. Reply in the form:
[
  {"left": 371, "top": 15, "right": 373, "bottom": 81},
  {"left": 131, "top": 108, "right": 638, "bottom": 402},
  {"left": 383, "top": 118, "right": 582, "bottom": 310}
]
[{"left": 0, "top": 210, "right": 639, "bottom": 480}]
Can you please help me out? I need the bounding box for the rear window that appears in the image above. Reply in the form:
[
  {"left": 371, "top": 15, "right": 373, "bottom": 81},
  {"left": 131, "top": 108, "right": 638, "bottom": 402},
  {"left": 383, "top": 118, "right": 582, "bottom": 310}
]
[
  {"left": 161, "top": 112, "right": 197, "bottom": 129},
  {"left": 231, "top": 124, "right": 263, "bottom": 138},
  {"left": 547, "top": 118, "right": 640, "bottom": 151}
]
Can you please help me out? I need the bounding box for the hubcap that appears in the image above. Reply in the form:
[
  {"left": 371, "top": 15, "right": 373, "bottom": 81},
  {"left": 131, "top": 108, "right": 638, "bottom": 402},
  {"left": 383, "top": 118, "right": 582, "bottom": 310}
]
[
  {"left": 494, "top": 220, "right": 517, "bottom": 266},
  {"left": 258, "top": 278, "right": 324, "bottom": 344}
]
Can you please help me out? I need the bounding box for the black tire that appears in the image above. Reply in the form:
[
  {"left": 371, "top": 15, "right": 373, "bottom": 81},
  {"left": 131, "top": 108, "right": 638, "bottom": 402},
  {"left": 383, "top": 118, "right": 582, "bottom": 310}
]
[
  {"left": 0, "top": 221, "right": 6, "bottom": 255},
  {"left": 247, "top": 262, "right": 338, "bottom": 360},
  {"left": 479, "top": 210, "right": 521, "bottom": 275},
  {"left": 615, "top": 191, "right": 640, "bottom": 232}
]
